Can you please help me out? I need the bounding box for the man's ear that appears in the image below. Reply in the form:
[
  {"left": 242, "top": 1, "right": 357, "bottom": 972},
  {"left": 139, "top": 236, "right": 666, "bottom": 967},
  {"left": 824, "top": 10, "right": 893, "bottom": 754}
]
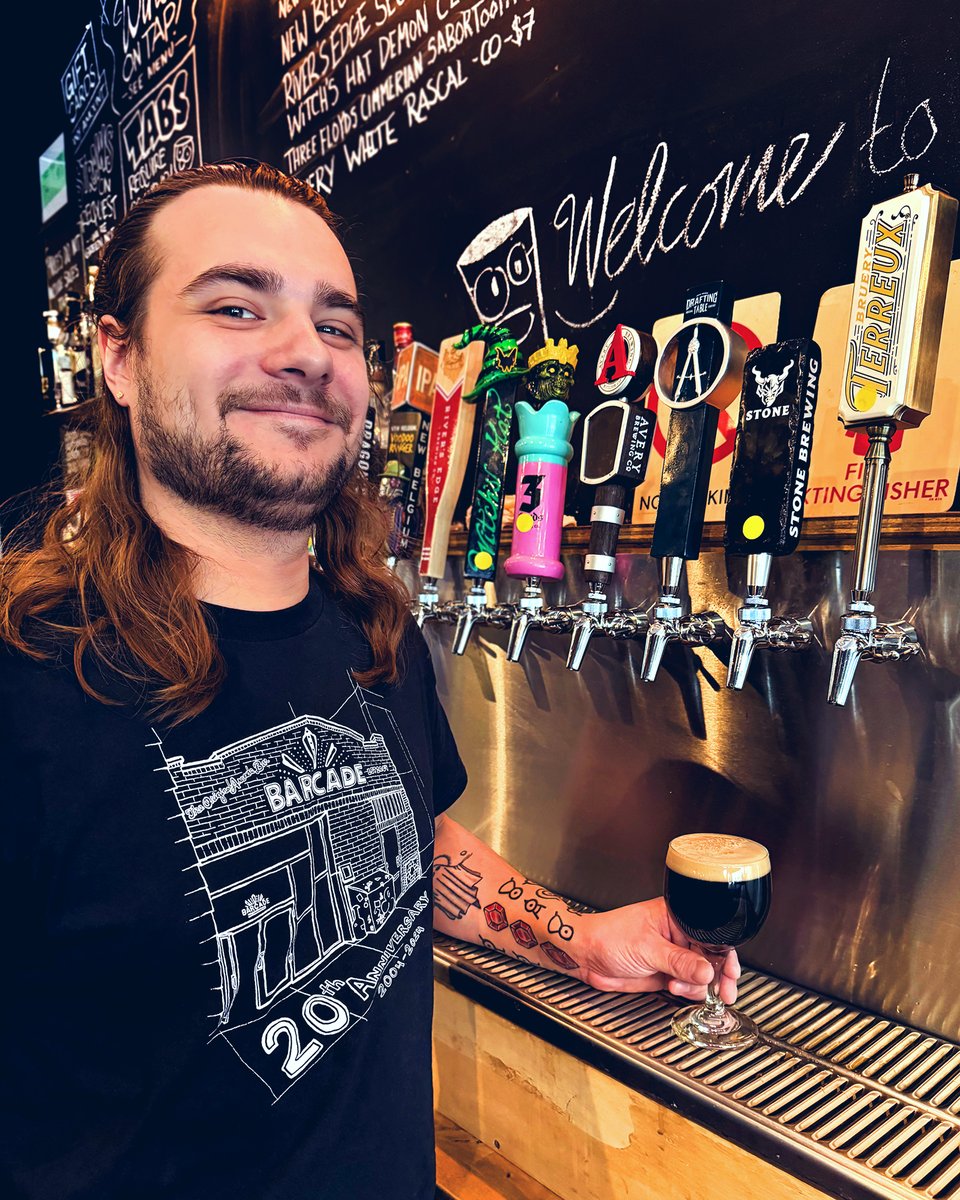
[{"left": 99, "top": 317, "right": 134, "bottom": 408}]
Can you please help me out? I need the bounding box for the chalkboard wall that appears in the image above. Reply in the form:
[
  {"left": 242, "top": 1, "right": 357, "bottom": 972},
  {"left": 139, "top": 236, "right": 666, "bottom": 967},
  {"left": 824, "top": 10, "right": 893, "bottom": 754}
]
[{"left": 26, "top": 0, "right": 960, "bottom": 499}]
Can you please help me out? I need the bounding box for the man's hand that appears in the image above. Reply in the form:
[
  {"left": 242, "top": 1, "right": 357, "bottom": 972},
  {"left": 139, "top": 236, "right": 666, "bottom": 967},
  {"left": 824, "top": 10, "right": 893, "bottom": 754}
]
[{"left": 575, "top": 898, "right": 740, "bottom": 1002}]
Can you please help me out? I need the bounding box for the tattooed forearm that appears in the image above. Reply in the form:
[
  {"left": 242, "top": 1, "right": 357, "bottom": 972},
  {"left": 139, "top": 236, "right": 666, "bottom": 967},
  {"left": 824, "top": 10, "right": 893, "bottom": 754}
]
[{"left": 433, "top": 817, "right": 584, "bottom": 973}]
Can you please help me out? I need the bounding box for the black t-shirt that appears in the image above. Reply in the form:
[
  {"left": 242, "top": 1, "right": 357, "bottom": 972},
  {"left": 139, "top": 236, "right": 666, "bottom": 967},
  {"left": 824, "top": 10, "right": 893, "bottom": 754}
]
[{"left": 0, "top": 574, "right": 467, "bottom": 1200}]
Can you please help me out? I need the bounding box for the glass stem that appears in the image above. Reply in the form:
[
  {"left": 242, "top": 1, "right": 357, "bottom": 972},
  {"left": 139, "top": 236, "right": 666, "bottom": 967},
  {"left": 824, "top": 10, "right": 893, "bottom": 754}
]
[{"left": 702, "top": 950, "right": 726, "bottom": 1019}]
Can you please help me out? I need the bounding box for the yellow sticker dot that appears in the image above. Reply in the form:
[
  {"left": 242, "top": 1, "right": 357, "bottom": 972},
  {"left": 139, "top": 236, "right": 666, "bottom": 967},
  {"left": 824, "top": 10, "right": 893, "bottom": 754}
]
[
  {"left": 742, "top": 515, "right": 765, "bottom": 540},
  {"left": 853, "top": 385, "right": 878, "bottom": 412},
  {"left": 516, "top": 513, "right": 534, "bottom": 533},
  {"left": 473, "top": 551, "right": 493, "bottom": 570}
]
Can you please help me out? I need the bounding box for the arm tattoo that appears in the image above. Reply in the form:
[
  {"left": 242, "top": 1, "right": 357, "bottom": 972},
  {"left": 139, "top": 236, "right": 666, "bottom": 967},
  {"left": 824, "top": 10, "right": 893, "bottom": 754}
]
[
  {"left": 487, "top": 875, "right": 581, "bottom": 971},
  {"left": 432, "top": 851, "right": 482, "bottom": 922}
]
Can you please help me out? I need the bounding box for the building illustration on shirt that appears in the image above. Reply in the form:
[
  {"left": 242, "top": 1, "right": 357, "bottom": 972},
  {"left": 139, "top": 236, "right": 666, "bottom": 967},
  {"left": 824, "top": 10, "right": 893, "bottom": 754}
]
[{"left": 156, "top": 679, "right": 432, "bottom": 1100}]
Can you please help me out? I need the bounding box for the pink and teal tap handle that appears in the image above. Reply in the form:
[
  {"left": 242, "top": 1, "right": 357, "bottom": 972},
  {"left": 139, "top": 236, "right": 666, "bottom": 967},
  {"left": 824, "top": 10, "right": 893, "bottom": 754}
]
[{"left": 503, "top": 399, "right": 580, "bottom": 581}]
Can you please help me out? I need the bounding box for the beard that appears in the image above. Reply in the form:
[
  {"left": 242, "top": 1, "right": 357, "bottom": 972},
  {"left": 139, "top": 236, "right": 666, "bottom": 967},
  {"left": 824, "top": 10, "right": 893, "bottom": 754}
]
[{"left": 134, "top": 376, "right": 358, "bottom": 533}]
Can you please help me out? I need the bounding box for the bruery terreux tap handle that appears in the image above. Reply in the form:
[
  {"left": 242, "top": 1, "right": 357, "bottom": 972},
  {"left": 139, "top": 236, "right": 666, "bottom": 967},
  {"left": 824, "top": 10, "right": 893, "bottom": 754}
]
[
  {"left": 724, "top": 340, "right": 822, "bottom": 689},
  {"left": 827, "top": 175, "right": 958, "bottom": 707},
  {"left": 641, "top": 283, "right": 748, "bottom": 683},
  {"left": 503, "top": 339, "right": 580, "bottom": 662},
  {"left": 566, "top": 324, "right": 657, "bottom": 672},
  {"left": 416, "top": 333, "right": 485, "bottom": 625},
  {"left": 452, "top": 327, "right": 528, "bottom": 656}
]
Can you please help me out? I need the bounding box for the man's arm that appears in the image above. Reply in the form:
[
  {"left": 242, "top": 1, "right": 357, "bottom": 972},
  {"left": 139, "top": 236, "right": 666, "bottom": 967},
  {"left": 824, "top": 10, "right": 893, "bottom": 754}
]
[{"left": 433, "top": 813, "right": 739, "bottom": 1001}]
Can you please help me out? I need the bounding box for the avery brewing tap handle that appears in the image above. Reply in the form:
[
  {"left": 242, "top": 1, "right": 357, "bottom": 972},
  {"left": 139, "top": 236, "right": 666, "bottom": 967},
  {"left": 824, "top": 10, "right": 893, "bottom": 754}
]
[{"left": 580, "top": 323, "right": 657, "bottom": 587}]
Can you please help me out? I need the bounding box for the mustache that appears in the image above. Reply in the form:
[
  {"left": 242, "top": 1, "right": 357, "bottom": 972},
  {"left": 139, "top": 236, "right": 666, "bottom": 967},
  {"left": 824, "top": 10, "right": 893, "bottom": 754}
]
[{"left": 218, "top": 384, "right": 354, "bottom": 433}]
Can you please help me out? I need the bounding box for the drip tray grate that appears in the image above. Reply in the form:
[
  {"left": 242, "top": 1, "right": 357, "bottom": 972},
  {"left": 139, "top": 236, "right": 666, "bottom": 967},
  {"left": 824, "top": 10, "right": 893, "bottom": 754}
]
[{"left": 434, "top": 935, "right": 960, "bottom": 1200}]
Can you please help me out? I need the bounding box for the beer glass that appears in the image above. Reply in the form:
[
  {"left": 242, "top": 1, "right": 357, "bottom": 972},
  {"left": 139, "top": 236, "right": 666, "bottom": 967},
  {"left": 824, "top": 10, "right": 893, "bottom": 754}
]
[{"left": 664, "top": 833, "right": 772, "bottom": 1050}]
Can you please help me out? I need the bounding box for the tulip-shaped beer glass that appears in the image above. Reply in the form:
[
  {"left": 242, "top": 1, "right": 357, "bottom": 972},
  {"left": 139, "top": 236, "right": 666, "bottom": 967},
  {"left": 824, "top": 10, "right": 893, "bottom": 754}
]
[{"left": 664, "top": 833, "right": 772, "bottom": 1049}]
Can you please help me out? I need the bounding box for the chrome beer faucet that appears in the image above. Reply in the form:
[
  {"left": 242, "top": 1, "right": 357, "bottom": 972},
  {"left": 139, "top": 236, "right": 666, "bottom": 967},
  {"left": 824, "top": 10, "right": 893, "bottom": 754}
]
[
  {"left": 827, "top": 176, "right": 957, "bottom": 706},
  {"left": 506, "top": 579, "right": 576, "bottom": 662},
  {"left": 827, "top": 426, "right": 921, "bottom": 705},
  {"left": 726, "top": 554, "right": 814, "bottom": 690},
  {"left": 450, "top": 583, "right": 514, "bottom": 654}
]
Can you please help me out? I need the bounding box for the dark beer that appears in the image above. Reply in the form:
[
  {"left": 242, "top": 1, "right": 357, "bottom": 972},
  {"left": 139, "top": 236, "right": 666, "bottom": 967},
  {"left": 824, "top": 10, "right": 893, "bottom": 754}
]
[{"left": 665, "top": 834, "right": 771, "bottom": 949}]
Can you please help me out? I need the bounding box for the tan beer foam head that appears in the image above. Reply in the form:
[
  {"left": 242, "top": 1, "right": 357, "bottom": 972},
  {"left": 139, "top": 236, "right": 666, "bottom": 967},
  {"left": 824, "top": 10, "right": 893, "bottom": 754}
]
[{"left": 666, "top": 833, "right": 771, "bottom": 883}]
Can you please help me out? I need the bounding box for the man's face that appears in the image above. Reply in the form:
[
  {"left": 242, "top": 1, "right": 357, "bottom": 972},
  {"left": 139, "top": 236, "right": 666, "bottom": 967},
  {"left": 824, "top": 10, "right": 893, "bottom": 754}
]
[{"left": 111, "top": 185, "right": 369, "bottom": 532}]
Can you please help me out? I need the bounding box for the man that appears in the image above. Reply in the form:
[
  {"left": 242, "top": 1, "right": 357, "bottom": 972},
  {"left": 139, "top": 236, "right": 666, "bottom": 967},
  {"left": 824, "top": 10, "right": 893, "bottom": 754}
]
[{"left": 0, "top": 161, "right": 737, "bottom": 1200}]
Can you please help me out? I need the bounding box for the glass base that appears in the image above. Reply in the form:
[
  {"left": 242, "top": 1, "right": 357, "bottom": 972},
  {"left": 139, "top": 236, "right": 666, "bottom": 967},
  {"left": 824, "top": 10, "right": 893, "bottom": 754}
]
[{"left": 671, "top": 1003, "right": 759, "bottom": 1051}]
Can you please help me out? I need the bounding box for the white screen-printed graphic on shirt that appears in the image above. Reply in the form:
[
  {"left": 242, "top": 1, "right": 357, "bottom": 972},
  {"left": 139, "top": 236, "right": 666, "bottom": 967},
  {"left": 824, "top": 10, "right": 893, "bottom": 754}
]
[{"left": 154, "top": 676, "right": 434, "bottom": 1101}]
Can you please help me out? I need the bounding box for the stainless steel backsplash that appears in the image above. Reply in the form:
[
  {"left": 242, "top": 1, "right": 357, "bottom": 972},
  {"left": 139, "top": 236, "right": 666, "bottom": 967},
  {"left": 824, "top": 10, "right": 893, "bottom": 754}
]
[{"left": 401, "top": 548, "right": 960, "bottom": 1044}]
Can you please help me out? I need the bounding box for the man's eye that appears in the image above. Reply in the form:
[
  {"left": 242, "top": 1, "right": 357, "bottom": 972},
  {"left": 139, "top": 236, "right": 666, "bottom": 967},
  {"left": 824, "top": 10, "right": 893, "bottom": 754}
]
[
  {"left": 212, "top": 305, "right": 258, "bottom": 320},
  {"left": 316, "top": 323, "right": 357, "bottom": 342}
]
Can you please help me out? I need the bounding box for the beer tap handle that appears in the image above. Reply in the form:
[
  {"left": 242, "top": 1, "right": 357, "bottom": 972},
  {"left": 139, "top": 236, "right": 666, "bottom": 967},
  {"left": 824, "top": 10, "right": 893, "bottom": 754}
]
[
  {"left": 827, "top": 176, "right": 957, "bottom": 705},
  {"left": 503, "top": 397, "right": 580, "bottom": 582},
  {"left": 502, "top": 340, "right": 580, "bottom": 660},
  {"left": 381, "top": 335, "right": 437, "bottom": 562},
  {"left": 462, "top": 327, "right": 528, "bottom": 588},
  {"left": 565, "top": 324, "right": 657, "bottom": 672},
  {"left": 726, "top": 341, "right": 822, "bottom": 561},
  {"left": 724, "top": 339, "right": 822, "bottom": 689},
  {"left": 417, "top": 334, "right": 485, "bottom": 621},
  {"left": 581, "top": 384, "right": 656, "bottom": 588},
  {"left": 642, "top": 284, "right": 746, "bottom": 682}
]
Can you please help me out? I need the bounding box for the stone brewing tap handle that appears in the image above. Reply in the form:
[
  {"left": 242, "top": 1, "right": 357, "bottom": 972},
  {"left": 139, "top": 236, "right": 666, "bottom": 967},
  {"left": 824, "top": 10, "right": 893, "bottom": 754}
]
[{"left": 724, "top": 339, "right": 822, "bottom": 689}]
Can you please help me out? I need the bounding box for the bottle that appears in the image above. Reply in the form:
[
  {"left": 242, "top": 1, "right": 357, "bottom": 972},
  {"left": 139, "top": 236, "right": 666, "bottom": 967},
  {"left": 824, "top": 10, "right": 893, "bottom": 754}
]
[{"left": 358, "top": 339, "right": 390, "bottom": 480}]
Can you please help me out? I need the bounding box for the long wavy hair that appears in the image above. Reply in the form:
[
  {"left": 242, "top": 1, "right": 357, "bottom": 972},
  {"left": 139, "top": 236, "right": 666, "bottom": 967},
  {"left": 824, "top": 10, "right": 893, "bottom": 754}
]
[{"left": 0, "top": 161, "right": 411, "bottom": 725}]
